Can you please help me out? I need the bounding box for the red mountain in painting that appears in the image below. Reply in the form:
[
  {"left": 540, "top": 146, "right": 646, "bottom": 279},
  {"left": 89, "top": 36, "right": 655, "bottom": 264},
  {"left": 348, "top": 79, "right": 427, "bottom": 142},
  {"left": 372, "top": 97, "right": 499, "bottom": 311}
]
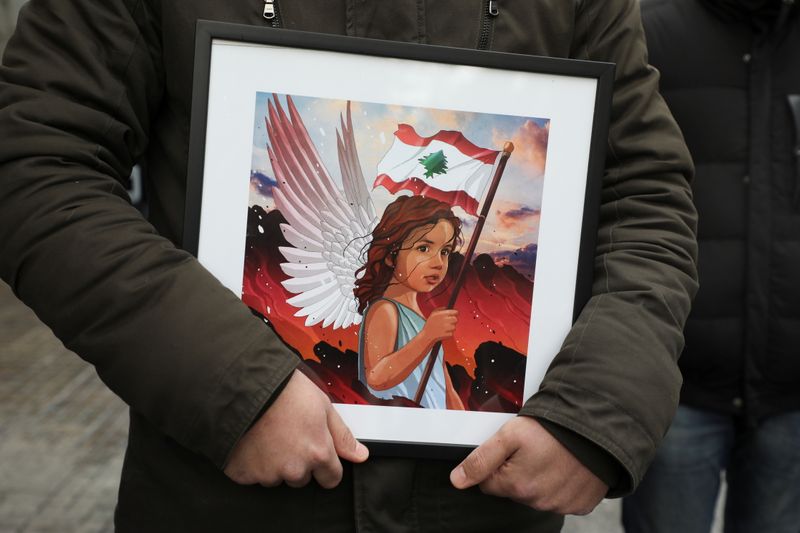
[{"left": 242, "top": 206, "right": 534, "bottom": 412}]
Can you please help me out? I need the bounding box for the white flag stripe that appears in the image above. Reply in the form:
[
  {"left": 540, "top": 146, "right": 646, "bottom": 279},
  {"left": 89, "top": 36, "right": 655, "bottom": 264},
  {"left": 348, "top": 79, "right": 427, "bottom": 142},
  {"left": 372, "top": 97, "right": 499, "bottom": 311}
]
[{"left": 377, "top": 138, "right": 497, "bottom": 198}]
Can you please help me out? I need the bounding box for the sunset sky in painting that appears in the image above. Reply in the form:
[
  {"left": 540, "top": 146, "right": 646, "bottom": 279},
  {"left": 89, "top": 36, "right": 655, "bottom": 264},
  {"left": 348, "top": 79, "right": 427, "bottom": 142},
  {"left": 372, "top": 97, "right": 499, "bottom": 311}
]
[{"left": 249, "top": 93, "right": 549, "bottom": 259}]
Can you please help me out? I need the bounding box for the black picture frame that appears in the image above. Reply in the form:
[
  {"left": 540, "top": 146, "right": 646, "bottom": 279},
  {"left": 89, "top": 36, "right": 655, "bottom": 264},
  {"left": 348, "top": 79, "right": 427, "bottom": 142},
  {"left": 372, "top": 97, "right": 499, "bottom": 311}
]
[{"left": 184, "top": 21, "right": 613, "bottom": 459}]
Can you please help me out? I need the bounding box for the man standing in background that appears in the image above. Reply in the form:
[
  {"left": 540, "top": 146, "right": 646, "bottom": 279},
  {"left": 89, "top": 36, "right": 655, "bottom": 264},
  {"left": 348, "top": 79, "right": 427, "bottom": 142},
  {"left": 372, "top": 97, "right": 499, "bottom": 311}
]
[{"left": 624, "top": 1, "right": 800, "bottom": 532}]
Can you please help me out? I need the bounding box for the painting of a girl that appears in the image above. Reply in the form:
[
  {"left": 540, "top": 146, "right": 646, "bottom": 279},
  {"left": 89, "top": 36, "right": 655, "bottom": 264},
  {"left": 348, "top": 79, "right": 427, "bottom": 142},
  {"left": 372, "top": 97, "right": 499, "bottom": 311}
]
[
  {"left": 244, "top": 93, "right": 544, "bottom": 413},
  {"left": 354, "top": 195, "right": 466, "bottom": 410}
]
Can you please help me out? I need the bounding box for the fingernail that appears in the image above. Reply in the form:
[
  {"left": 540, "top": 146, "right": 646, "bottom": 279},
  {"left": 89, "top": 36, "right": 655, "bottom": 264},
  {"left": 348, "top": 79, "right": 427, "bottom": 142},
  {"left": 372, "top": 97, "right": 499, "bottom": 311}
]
[{"left": 450, "top": 466, "right": 466, "bottom": 488}]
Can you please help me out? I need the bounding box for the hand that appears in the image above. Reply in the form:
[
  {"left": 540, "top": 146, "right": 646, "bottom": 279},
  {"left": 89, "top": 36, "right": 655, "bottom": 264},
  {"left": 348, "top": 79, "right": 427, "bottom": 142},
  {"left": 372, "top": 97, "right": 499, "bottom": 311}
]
[
  {"left": 224, "top": 369, "right": 369, "bottom": 488},
  {"left": 450, "top": 417, "right": 607, "bottom": 515},
  {"left": 422, "top": 308, "right": 459, "bottom": 344}
]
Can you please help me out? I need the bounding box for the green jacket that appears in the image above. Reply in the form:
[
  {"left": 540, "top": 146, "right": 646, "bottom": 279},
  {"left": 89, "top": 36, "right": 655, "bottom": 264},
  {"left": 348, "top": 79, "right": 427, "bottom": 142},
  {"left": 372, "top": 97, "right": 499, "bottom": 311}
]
[{"left": 0, "top": 0, "right": 697, "bottom": 531}]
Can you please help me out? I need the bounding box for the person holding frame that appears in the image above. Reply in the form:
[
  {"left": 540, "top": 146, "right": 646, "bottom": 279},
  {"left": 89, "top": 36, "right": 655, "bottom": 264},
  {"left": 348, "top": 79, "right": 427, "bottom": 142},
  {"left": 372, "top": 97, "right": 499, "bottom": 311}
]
[{"left": 0, "top": 0, "right": 697, "bottom": 531}]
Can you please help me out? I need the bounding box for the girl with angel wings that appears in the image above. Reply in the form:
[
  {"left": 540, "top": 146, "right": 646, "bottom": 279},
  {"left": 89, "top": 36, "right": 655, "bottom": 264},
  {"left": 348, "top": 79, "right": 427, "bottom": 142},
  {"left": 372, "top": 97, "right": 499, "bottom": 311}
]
[{"left": 266, "top": 94, "right": 465, "bottom": 410}]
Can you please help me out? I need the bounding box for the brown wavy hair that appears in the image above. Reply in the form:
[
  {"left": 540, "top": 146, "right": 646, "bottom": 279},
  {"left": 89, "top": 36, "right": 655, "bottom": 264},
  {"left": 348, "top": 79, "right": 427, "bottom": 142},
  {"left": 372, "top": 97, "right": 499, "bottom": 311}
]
[{"left": 354, "top": 195, "right": 463, "bottom": 314}]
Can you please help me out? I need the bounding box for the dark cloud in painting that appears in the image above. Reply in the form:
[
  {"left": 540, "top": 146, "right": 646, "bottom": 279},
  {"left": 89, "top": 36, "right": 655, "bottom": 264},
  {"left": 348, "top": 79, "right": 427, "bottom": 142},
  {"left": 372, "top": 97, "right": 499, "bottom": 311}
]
[
  {"left": 504, "top": 206, "right": 538, "bottom": 220},
  {"left": 250, "top": 170, "right": 277, "bottom": 208},
  {"left": 489, "top": 243, "right": 538, "bottom": 280},
  {"left": 495, "top": 205, "right": 540, "bottom": 230}
]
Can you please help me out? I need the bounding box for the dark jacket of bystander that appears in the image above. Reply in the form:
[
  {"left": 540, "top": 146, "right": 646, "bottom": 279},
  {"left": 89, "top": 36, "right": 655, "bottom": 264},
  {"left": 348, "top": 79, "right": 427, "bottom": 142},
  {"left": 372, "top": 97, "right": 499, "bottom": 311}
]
[{"left": 642, "top": 0, "right": 800, "bottom": 423}]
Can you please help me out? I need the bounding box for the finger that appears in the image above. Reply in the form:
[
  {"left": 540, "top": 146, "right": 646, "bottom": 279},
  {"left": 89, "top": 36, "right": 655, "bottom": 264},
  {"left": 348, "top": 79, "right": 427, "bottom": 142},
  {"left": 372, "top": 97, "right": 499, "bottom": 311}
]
[
  {"left": 312, "top": 450, "right": 344, "bottom": 490},
  {"left": 478, "top": 469, "right": 517, "bottom": 499},
  {"left": 450, "top": 433, "right": 514, "bottom": 489},
  {"left": 327, "top": 406, "right": 369, "bottom": 463},
  {"left": 257, "top": 474, "right": 282, "bottom": 488},
  {"left": 478, "top": 464, "right": 541, "bottom": 507},
  {"left": 282, "top": 465, "right": 313, "bottom": 488},
  {"left": 224, "top": 466, "right": 257, "bottom": 486},
  {"left": 309, "top": 437, "right": 344, "bottom": 489}
]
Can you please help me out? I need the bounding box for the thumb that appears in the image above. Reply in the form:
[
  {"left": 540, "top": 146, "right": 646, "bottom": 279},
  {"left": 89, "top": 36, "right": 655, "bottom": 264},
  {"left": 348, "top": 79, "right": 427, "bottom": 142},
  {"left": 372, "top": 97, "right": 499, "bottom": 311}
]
[
  {"left": 327, "top": 406, "right": 369, "bottom": 463},
  {"left": 450, "top": 433, "right": 512, "bottom": 489}
]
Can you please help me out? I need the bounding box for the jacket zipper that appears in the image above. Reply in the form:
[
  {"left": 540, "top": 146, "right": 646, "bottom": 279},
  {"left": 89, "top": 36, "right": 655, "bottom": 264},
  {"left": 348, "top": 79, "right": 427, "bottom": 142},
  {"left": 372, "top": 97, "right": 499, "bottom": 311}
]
[
  {"left": 477, "top": 0, "right": 499, "bottom": 50},
  {"left": 263, "top": 0, "right": 283, "bottom": 28},
  {"left": 265, "top": 1, "right": 498, "bottom": 49}
]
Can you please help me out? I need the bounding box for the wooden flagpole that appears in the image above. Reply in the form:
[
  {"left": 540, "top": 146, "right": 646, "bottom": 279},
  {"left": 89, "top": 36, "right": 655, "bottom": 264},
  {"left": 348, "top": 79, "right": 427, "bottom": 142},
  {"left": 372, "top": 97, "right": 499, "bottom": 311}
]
[{"left": 413, "top": 141, "right": 515, "bottom": 406}]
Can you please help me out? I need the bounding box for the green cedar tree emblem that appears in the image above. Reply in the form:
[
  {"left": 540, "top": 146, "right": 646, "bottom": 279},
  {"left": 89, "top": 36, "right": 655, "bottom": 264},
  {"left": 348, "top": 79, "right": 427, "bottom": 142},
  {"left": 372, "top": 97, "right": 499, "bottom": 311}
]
[{"left": 418, "top": 150, "right": 448, "bottom": 179}]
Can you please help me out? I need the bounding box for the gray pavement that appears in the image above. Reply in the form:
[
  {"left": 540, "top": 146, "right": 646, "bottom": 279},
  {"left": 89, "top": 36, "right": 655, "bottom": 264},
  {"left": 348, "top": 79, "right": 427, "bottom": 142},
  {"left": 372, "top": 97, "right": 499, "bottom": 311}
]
[{"left": 0, "top": 282, "right": 127, "bottom": 533}]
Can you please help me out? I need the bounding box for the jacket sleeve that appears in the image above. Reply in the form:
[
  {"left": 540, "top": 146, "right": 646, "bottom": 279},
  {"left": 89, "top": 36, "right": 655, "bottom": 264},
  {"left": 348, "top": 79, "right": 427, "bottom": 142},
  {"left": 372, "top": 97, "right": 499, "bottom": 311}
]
[
  {"left": 519, "top": 0, "right": 698, "bottom": 496},
  {"left": 0, "top": 0, "right": 297, "bottom": 468}
]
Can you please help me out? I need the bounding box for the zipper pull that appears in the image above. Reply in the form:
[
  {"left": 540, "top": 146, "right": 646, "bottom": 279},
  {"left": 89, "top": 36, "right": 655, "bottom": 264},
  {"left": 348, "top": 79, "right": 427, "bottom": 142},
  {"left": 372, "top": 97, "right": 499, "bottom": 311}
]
[
  {"left": 488, "top": 0, "right": 499, "bottom": 16},
  {"left": 263, "top": 0, "right": 276, "bottom": 20}
]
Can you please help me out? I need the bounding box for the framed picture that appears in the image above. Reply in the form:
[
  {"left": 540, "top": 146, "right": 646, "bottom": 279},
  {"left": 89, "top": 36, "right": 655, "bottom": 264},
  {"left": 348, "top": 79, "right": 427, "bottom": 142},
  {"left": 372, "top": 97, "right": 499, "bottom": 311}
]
[{"left": 185, "top": 21, "right": 613, "bottom": 458}]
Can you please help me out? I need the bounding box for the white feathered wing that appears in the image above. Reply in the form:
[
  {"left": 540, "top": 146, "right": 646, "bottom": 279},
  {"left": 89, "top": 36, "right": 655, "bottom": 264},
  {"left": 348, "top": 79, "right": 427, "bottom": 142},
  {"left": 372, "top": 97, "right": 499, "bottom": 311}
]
[{"left": 266, "top": 95, "right": 377, "bottom": 329}]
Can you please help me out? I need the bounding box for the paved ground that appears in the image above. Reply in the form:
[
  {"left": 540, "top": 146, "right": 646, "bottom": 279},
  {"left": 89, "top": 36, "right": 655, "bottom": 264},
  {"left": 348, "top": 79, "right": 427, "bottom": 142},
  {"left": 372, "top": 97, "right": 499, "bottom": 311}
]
[{"left": 0, "top": 282, "right": 128, "bottom": 532}]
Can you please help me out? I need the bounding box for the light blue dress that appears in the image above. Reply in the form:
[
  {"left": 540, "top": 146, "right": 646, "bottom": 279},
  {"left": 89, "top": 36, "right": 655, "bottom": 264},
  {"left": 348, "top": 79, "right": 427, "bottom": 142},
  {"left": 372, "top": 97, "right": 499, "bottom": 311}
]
[{"left": 358, "top": 298, "right": 447, "bottom": 409}]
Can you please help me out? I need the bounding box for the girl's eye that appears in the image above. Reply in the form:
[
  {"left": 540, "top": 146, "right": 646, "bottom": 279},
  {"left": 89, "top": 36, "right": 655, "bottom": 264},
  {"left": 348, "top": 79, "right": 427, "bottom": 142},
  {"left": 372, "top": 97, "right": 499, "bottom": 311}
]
[
  {"left": 441, "top": 249, "right": 450, "bottom": 257},
  {"left": 417, "top": 245, "right": 429, "bottom": 253}
]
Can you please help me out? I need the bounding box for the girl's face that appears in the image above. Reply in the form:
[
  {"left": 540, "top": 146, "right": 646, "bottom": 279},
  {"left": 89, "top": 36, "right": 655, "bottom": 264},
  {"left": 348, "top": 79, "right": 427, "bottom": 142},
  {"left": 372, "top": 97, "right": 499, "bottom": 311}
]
[{"left": 390, "top": 219, "right": 455, "bottom": 293}]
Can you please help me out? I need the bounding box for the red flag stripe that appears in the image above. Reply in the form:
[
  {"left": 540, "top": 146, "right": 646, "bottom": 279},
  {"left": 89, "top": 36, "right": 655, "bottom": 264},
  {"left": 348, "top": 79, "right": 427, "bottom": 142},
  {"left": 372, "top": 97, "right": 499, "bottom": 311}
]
[
  {"left": 373, "top": 174, "right": 480, "bottom": 216},
  {"left": 394, "top": 124, "right": 499, "bottom": 165}
]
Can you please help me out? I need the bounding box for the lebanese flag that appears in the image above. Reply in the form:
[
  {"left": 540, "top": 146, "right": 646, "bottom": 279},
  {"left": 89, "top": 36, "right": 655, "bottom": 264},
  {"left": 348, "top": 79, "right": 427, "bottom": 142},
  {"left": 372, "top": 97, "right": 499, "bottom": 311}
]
[{"left": 373, "top": 124, "right": 501, "bottom": 216}]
